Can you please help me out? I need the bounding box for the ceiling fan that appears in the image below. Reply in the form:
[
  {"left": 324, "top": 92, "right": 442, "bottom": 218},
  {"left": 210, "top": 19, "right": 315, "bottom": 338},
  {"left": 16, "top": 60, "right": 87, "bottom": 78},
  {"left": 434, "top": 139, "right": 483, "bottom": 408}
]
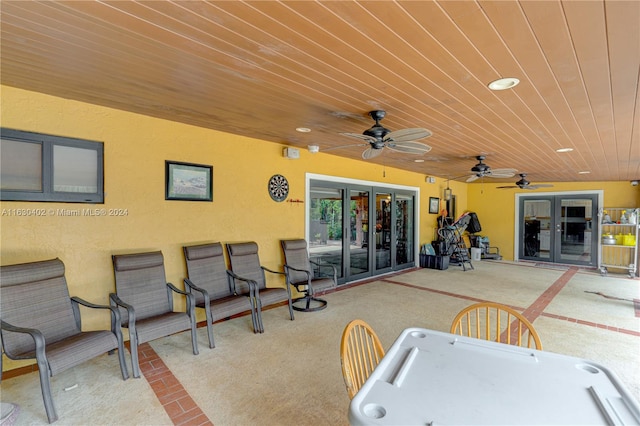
[
  {"left": 465, "top": 155, "right": 517, "bottom": 182},
  {"left": 497, "top": 173, "right": 554, "bottom": 190},
  {"left": 339, "top": 110, "right": 432, "bottom": 159}
]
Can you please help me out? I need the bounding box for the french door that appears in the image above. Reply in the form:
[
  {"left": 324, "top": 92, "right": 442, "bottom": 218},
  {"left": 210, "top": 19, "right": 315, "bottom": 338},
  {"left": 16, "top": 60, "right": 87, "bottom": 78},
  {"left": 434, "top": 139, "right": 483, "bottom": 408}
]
[
  {"left": 308, "top": 180, "right": 416, "bottom": 284},
  {"left": 519, "top": 194, "right": 598, "bottom": 266}
]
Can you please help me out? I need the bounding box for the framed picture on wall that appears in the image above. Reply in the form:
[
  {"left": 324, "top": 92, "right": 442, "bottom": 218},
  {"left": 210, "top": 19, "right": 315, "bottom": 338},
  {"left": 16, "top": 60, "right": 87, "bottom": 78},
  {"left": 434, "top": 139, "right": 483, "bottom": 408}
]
[
  {"left": 429, "top": 197, "right": 440, "bottom": 214},
  {"left": 165, "top": 161, "right": 213, "bottom": 201}
]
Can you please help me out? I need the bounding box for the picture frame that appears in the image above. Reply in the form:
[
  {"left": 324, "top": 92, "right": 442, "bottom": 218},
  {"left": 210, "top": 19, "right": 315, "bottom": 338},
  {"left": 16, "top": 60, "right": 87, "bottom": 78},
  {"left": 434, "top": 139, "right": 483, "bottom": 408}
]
[
  {"left": 429, "top": 197, "right": 440, "bottom": 214},
  {"left": 165, "top": 161, "right": 213, "bottom": 201}
]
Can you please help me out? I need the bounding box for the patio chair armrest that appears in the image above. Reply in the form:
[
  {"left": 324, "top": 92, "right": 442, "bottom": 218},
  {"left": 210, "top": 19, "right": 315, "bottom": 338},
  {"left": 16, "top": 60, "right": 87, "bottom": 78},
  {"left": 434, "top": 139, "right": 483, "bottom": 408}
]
[
  {"left": 70, "top": 296, "right": 121, "bottom": 331},
  {"left": 262, "top": 265, "right": 285, "bottom": 276},
  {"left": 70, "top": 296, "right": 111, "bottom": 310},
  {"left": 283, "top": 264, "right": 312, "bottom": 286},
  {"left": 184, "top": 278, "right": 210, "bottom": 304},
  {"left": 283, "top": 264, "right": 311, "bottom": 275},
  {"left": 225, "top": 270, "right": 258, "bottom": 296},
  {"left": 0, "top": 319, "right": 45, "bottom": 357},
  {"left": 309, "top": 260, "right": 338, "bottom": 281},
  {"left": 167, "top": 282, "right": 188, "bottom": 296},
  {"left": 110, "top": 292, "right": 136, "bottom": 326},
  {"left": 167, "top": 282, "right": 195, "bottom": 313}
]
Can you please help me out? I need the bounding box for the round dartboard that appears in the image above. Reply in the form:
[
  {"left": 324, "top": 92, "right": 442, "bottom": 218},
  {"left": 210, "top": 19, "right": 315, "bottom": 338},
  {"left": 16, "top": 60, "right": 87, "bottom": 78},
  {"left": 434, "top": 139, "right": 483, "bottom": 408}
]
[{"left": 268, "top": 174, "right": 289, "bottom": 202}]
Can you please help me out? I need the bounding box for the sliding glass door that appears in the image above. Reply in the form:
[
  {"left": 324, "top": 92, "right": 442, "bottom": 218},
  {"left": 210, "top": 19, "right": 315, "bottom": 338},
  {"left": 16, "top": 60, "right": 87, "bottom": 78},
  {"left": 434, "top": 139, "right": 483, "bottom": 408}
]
[
  {"left": 309, "top": 180, "right": 417, "bottom": 284},
  {"left": 519, "top": 194, "right": 598, "bottom": 266}
]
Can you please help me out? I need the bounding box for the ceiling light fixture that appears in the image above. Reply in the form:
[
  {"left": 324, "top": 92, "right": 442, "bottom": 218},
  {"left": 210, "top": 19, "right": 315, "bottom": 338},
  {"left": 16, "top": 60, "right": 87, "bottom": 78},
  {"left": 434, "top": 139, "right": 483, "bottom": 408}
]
[
  {"left": 414, "top": 159, "right": 425, "bottom": 163},
  {"left": 556, "top": 148, "right": 574, "bottom": 153},
  {"left": 488, "top": 77, "right": 520, "bottom": 91},
  {"left": 296, "top": 127, "right": 311, "bottom": 133},
  {"left": 578, "top": 171, "right": 591, "bottom": 174}
]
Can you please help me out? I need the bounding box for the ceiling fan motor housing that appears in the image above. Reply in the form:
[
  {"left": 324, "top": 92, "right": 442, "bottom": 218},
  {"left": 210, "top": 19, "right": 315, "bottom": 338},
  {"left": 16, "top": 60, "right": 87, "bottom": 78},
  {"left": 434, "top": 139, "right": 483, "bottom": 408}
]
[
  {"left": 363, "top": 110, "right": 390, "bottom": 146},
  {"left": 516, "top": 174, "right": 530, "bottom": 187},
  {"left": 471, "top": 155, "right": 489, "bottom": 174}
]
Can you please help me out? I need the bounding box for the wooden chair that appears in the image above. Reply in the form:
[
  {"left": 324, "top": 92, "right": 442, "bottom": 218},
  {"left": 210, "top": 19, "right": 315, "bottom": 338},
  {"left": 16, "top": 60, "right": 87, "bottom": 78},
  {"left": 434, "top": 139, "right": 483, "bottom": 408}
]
[
  {"left": 340, "top": 319, "right": 385, "bottom": 399},
  {"left": 183, "top": 242, "right": 259, "bottom": 348},
  {"left": 225, "top": 242, "right": 294, "bottom": 332},
  {"left": 281, "top": 239, "right": 337, "bottom": 312},
  {"left": 111, "top": 251, "right": 199, "bottom": 378},
  {"left": 0, "top": 258, "right": 129, "bottom": 423},
  {"left": 450, "top": 302, "right": 543, "bottom": 349}
]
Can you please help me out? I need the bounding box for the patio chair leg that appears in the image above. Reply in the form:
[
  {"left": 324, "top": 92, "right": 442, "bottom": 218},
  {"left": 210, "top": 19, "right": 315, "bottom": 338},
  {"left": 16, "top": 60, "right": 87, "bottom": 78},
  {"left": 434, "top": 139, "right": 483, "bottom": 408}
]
[
  {"left": 36, "top": 358, "right": 57, "bottom": 423},
  {"left": 130, "top": 335, "right": 141, "bottom": 379},
  {"left": 205, "top": 310, "right": 215, "bottom": 349}
]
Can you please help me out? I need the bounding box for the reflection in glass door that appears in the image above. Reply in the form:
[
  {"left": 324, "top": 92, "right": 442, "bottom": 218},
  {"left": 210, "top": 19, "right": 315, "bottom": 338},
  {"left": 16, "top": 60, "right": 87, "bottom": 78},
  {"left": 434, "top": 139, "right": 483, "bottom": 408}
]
[
  {"left": 375, "top": 192, "right": 392, "bottom": 271},
  {"left": 309, "top": 185, "right": 344, "bottom": 280},
  {"left": 395, "top": 193, "right": 415, "bottom": 267},
  {"left": 520, "top": 194, "right": 597, "bottom": 266},
  {"left": 349, "top": 189, "right": 370, "bottom": 278}
]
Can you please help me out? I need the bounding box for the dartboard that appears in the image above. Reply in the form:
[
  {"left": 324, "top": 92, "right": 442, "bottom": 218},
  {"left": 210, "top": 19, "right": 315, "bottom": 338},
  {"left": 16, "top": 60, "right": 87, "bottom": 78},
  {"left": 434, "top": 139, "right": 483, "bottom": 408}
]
[{"left": 268, "top": 174, "right": 289, "bottom": 202}]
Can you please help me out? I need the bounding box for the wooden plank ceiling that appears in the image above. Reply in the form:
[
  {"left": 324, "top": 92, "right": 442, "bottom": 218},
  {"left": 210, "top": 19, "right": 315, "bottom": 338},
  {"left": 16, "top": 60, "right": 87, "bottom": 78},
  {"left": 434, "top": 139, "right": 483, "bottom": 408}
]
[{"left": 1, "top": 1, "right": 638, "bottom": 183}]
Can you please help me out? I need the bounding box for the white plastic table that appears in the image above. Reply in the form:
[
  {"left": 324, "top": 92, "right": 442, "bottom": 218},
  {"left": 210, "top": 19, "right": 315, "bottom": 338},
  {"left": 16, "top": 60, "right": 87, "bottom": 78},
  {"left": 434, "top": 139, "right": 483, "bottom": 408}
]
[{"left": 349, "top": 328, "right": 640, "bottom": 425}]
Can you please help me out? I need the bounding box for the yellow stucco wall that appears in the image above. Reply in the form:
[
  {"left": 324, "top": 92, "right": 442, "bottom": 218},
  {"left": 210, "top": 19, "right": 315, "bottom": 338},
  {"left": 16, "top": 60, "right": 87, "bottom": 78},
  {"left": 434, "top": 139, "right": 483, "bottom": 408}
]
[
  {"left": 1, "top": 86, "right": 449, "bottom": 370},
  {"left": 467, "top": 182, "right": 640, "bottom": 260}
]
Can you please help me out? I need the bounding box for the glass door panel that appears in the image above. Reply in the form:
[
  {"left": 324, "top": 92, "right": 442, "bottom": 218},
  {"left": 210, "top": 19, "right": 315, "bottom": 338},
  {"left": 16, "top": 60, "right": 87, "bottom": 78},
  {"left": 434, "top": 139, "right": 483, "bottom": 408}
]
[
  {"left": 395, "top": 193, "right": 415, "bottom": 266},
  {"left": 349, "top": 189, "right": 370, "bottom": 276},
  {"left": 557, "top": 197, "right": 594, "bottom": 264},
  {"left": 375, "top": 192, "right": 392, "bottom": 271},
  {"left": 309, "top": 185, "right": 344, "bottom": 280},
  {"left": 522, "top": 199, "right": 552, "bottom": 260}
]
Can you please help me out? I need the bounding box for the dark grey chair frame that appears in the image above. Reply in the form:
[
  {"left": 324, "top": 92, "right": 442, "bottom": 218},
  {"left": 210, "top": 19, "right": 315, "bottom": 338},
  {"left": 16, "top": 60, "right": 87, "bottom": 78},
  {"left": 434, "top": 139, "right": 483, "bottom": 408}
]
[
  {"left": 281, "top": 239, "right": 337, "bottom": 312},
  {"left": 183, "top": 242, "right": 260, "bottom": 348},
  {"left": 225, "top": 242, "right": 294, "bottom": 332},
  {"left": 110, "top": 251, "right": 198, "bottom": 378},
  {"left": 0, "top": 258, "right": 129, "bottom": 424}
]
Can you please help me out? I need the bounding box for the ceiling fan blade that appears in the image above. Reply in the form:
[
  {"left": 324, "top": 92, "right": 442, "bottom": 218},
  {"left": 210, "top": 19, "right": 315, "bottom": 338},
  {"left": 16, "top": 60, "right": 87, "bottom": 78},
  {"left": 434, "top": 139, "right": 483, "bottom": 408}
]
[
  {"left": 466, "top": 175, "right": 480, "bottom": 183},
  {"left": 527, "top": 184, "right": 554, "bottom": 189},
  {"left": 322, "top": 143, "right": 368, "bottom": 152},
  {"left": 487, "top": 168, "right": 517, "bottom": 178},
  {"left": 362, "top": 147, "right": 383, "bottom": 160},
  {"left": 385, "top": 128, "right": 432, "bottom": 143},
  {"left": 340, "top": 132, "right": 377, "bottom": 143},
  {"left": 386, "top": 140, "right": 432, "bottom": 154},
  {"left": 496, "top": 185, "right": 519, "bottom": 189}
]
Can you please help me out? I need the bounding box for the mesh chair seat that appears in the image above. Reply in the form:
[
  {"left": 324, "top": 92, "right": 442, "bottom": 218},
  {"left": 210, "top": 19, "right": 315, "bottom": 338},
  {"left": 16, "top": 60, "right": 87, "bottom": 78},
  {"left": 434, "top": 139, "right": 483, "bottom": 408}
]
[{"left": 132, "top": 312, "right": 195, "bottom": 344}]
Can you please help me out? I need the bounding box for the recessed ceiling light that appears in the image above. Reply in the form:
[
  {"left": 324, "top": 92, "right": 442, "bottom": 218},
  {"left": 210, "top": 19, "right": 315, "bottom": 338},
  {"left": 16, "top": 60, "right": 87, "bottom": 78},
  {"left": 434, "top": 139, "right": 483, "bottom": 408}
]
[
  {"left": 488, "top": 77, "right": 520, "bottom": 91},
  {"left": 414, "top": 159, "right": 425, "bottom": 163},
  {"left": 296, "top": 127, "right": 311, "bottom": 133},
  {"left": 556, "top": 148, "right": 574, "bottom": 153},
  {"left": 578, "top": 171, "right": 591, "bottom": 174}
]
